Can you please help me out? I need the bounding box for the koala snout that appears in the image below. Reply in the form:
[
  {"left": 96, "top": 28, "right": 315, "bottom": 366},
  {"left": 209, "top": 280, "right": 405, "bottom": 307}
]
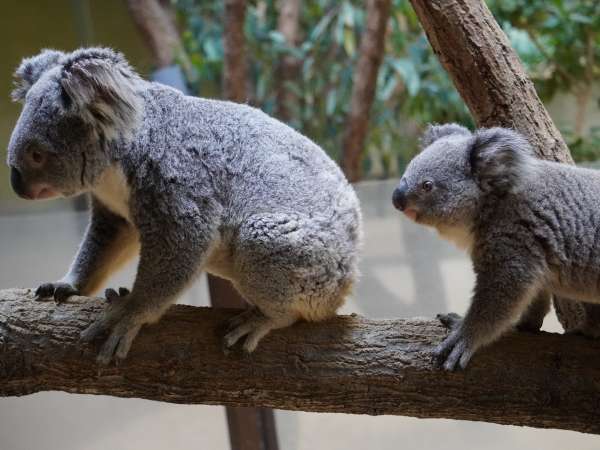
[
  {"left": 392, "top": 179, "right": 409, "bottom": 210},
  {"left": 9, "top": 166, "right": 29, "bottom": 199}
]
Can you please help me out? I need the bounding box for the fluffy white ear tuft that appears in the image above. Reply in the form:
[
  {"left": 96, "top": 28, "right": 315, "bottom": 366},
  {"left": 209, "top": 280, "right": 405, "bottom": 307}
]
[
  {"left": 420, "top": 123, "right": 471, "bottom": 149},
  {"left": 60, "top": 47, "right": 142, "bottom": 141},
  {"left": 469, "top": 127, "right": 536, "bottom": 193},
  {"left": 12, "top": 49, "right": 65, "bottom": 101}
]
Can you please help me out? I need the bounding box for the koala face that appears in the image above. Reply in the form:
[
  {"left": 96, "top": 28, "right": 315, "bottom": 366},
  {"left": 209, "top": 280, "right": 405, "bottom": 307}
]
[
  {"left": 8, "top": 68, "right": 91, "bottom": 199},
  {"left": 6, "top": 48, "right": 141, "bottom": 200},
  {"left": 393, "top": 124, "right": 535, "bottom": 230},
  {"left": 393, "top": 124, "right": 480, "bottom": 228}
]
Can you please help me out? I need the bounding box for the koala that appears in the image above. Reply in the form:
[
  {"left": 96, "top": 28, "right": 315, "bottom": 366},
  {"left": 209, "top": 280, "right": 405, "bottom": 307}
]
[
  {"left": 7, "top": 47, "right": 362, "bottom": 365},
  {"left": 393, "top": 123, "right": 600, "bottom": 371}
]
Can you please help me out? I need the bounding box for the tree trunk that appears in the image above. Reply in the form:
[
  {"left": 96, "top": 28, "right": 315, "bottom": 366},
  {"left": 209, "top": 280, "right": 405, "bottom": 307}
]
[
  {"left": 574, "top": 85, "right": 592, "bottom": 138},
  {"left": 223, "top": 0, "right": 248, "bottom": 102},
  {"left": 2, "top": 288, "right": 600, "bottom": 435},
  {"left": 409, "top": 0, "right": 571, "bottom": 163},
  {"left": 341, "top": 0, "right": 391, "bottom": 182},
  {"left": 275, "top": 0, "right": 302, "bottom": 121},
  {"left": 125, "top": 0, "right": 185, "bottom": 68},
  {"left": 408, "top": 0, "right": 600, "bottom": 335}
]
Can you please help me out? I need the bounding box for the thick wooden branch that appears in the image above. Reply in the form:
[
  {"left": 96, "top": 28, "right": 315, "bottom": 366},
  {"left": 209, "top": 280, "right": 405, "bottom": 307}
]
[{"left": 1, "top": 288, "right": 600, "bottom": 434}]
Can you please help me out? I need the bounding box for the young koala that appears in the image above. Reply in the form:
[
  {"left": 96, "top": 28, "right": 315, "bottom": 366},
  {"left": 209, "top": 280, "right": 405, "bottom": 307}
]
[
  {"left": 7, "top": 47, "right": 362, "bottom": 364},
  {"left": 393, "top": 123, "right": 600, "bottom": 371}
]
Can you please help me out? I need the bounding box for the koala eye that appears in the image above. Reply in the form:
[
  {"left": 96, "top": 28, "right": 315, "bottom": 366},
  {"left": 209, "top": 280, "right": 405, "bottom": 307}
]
[
  {"left": 32, "top": 150, "right": 44, "bottom": 164},
  {"left": 421, "top": 180, "right": 434, "bottom": 192},
  {"left": 27, "top": 147, "right": 47, "bottom": 168}
]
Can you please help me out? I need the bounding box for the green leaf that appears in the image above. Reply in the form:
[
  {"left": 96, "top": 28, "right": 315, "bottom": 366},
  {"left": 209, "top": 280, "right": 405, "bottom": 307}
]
[
  {"left": 389, "top": 58, "right": 420, "bottom": 96},
  {"left": 343, "top": 28, "right": 356, "bottom": 55}
]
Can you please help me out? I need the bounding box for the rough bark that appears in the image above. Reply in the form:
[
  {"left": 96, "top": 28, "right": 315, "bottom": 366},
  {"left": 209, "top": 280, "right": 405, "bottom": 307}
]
[
  {"left": 275, "top": 0, "right": 302, "bottom": 121},
  {"left": 2, "top": 288, "right": 600, "bottom": 435},
  {"left": 126, "top": 0, "right": 185, "bottom": 68},
  {"left": 408, "top": 0, "right": 600, "bottom": 336},
  {"left": 409, "top": 0, "right": 571, "bottom": 163},
  {"left": 223, "top": 0, "right": 248, "bottom": 102},
  {"left": 341, "top": 0, "right": 391, "bottom": 182}
]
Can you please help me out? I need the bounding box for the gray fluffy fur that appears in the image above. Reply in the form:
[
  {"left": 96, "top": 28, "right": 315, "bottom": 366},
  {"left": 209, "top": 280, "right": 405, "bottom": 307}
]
[
  {"left": 395, "top": 123, "right": 600, "bottom": 370},
  {"left": 7, "top": 47, "right": 362, "bottom": 364}
]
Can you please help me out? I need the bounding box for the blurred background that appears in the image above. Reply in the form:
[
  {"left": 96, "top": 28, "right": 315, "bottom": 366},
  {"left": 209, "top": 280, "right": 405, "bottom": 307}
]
[{"left": 1, "top": 1, "right": 599, "bottom": 449}]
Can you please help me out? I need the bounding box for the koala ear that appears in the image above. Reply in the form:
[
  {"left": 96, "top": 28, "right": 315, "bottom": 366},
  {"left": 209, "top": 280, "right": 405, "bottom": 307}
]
[
  {"left": 420, "top": 123, "right": 471, "bottom": 148},
  {"left": 11, "top": 49, "right": 65, "bottom": 101},
  {"left": 60, "top": 47, "right": 142, "bottom": 141},
  {"left": 469, "top": 127, "right": 535, "bottom": 193}
]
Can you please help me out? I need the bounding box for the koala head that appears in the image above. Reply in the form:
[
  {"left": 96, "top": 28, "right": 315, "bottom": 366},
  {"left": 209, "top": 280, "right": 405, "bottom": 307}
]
[
  {"left": 6, "top": 47, "right": 142, "bottom": 200},
  {"left": 392, "top": 123, "right": 535, "bottom": 229}
]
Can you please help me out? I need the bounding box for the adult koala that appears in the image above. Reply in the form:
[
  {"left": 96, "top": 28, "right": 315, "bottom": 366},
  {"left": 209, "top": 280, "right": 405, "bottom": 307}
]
[
  {"left": 7, "top": 47, "right": 362, "bottom": 364},
  {"left": 393, "top": 123, "right": 600, "bottom": 371}
]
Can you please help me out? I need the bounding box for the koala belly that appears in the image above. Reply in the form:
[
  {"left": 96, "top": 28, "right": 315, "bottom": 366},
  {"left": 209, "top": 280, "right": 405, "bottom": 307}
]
[
  {"left": 547, "top": 270, "right": 600, "bottom": 304},
  {"left": 204, "top": 236, "right": 237, "bottom": 281}
]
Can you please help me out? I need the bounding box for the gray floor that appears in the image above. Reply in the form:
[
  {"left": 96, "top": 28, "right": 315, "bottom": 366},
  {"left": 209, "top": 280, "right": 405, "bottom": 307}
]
[{"left": 0, "top": 180, "right": 598, "bottom": 450}]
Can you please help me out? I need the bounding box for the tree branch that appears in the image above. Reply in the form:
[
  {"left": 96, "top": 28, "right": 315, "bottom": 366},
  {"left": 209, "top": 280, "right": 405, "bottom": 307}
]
[
  {"left": 126, "top": 0, "right": 187, "bottom": 69},
  {"left": 223, "top": 0, "right": 248, "bottom": 102},
  {"left": 341, "top": 0, "right": 391, "bottom": 182},
  {"left": 409, "top": 0, "right": 571, "bottom": 163},
  {"left": 1, "top": 288, "right": 600, "bottom": 434}
]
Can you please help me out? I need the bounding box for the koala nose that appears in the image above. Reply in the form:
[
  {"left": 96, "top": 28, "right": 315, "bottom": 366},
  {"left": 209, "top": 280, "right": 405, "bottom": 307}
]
[
  {"left": 392, "top": 178, "right": 408, "bottom": 210},
  {"left": 10, "top": 166, "right": 26, "bottom": 197}
]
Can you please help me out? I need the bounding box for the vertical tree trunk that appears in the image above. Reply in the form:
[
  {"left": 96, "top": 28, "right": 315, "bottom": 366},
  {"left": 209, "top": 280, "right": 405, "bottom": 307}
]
[
  {"left": 409, "top": 0, "right": 571, "bottom": 163},
  {"left": 341, "top": 0, "right": 391, "bottom": 182},
  {"left": 574, "top": 86, "right": 591, "bottom": 138},
  {"left": 276, "top": 0, "right": 302, "bottom": 121},
  {"left": 126, "top": 0, "right": 185, "bottom": 68},
  {"left": 408, "top": 0, "right": 600, "bottom": 336},
  {"left": 223, "top": 0, "right": 248, "bottom": 102}
]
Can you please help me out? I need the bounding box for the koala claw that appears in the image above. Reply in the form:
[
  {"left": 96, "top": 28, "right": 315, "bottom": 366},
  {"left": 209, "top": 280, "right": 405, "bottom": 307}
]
[
  {"left": 80, "top": 319, "right": 107, "bottom": 343},
  {"left": 224, "top": 308, "right": 272, "bottom": 353},
  {"left": 95, "top": 319, "right": 142, "bottom": 365},
  {"left": 433, "top": 328, "right": 476, "bottom": 371},
  {"left": 35, "top": 282, "right": 79, "bottom": 304},
  {"left": 436, "top": 312, "right": 463, "bottom": 330},
  {"left": 104, "top": 287, "right": 130, "bottom": 303},
  {"left": 81, "top": 309, "right": 142, "bottom": 365}
]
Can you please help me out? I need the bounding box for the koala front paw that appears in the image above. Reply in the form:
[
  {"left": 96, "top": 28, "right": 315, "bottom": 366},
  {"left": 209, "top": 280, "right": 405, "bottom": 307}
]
[
  {"left": 81, "top": 300, "right": 142, "bottom": 365},
  {"left": 35, "top": 281, "right": 79, "bottom": 304},
  {"left": 433, "top": 332, "right": 475, "bottom": 371},
  {"left": 433, "top": 314, "right": 476, "bottom": 371}
]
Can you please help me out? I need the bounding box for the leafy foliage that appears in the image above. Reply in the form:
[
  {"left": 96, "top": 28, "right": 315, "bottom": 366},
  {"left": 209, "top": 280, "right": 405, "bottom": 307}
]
[
  {"left": 175, "top": 0, "right": 600, "bottom": 175},
  {"left": 489, "top": 0, "right": 600, "bottom": 160},
  {"left": 175, "top": 0, "right": 470, "bottom": 177}
]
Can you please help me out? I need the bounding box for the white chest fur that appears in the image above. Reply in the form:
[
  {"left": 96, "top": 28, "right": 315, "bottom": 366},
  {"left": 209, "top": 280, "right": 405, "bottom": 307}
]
[
  {"left": 435, "top": 223, "right": 474, "bottom": 253},
  {"left": 93, "top": 165, "right": 132, "bottom": 221}
]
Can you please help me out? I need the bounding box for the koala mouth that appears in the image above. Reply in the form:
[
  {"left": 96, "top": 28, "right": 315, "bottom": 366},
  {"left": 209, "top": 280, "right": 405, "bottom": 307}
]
[
  {"left": 27, "top": 184, "right": 59, "bottom": 200},
  {"left": 403, "top": 208, "right": 418, "bottom": 222}
]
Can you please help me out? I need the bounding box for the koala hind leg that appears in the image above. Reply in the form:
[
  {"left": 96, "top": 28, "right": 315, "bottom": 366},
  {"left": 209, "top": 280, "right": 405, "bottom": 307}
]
[
  {"left": 227, "top": 212, "right": 356, "bottom": 352},
  {"left": 516, "top": 290, "right": 551, "bottom": 332},
  {"left": 224, "top": 307, "right": 296, "bottom": 353}
]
